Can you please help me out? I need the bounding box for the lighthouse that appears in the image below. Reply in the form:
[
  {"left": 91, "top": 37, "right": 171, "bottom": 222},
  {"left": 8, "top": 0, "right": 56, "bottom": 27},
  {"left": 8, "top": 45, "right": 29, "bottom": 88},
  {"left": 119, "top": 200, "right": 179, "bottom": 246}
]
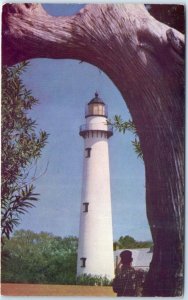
[{"left": 77, "top": 93, "right": 114, "bottom": 279}]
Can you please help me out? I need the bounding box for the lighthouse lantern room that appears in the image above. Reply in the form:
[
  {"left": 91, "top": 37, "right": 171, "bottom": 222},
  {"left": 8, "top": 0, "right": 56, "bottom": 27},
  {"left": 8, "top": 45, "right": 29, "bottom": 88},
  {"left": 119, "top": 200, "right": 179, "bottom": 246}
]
[{"left": 77, "top": 93, "right": 114, "bottom": 279}]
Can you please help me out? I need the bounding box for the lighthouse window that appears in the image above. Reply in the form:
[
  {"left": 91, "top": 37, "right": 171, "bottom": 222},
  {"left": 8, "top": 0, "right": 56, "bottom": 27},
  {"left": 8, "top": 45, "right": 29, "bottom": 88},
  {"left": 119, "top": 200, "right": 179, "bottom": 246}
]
[
  {"left": 98, "top": 104, "right": 105, "bottom": 115},
  {"left": 85, "top": 147, "right": 91, "bottom": 158},
  {"left": 83, "top": 202, "right": 89, "bottom": 212},
  {"left": 80, "top": 257, "right": 87, "bottom": 268},
  {"left": 88, "top": 103, "right": 105, "bottom": 116}
]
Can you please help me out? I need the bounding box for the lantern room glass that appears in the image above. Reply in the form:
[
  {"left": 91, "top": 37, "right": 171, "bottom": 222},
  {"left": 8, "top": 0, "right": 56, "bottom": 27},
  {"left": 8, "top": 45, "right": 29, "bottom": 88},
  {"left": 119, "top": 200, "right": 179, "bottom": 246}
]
[{"left": 86, "top": 103, "right": 107, "bottom": 117}]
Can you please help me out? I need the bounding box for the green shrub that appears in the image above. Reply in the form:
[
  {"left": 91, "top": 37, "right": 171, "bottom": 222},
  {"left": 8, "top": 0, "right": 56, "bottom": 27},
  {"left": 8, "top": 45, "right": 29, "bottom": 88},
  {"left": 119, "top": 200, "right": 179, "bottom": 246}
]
[{"left": 76, "top": 274, "right": 112, "bottom": 286}]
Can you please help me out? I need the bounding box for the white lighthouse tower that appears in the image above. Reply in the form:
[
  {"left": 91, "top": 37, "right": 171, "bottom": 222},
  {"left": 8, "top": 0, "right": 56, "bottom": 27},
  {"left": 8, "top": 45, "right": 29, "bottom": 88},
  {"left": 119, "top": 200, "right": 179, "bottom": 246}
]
[{"left": 77, "top": 93, "right": 114, "bottom": 279}]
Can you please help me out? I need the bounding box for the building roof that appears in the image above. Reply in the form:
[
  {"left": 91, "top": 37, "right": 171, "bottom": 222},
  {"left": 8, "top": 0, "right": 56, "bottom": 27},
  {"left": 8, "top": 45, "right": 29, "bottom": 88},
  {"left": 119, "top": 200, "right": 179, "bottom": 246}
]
[
  {"left": 114, "top": 248, "right": 153, "bottom": 271},
  {"left": 88, "top": 92, "right": 105, "bottom": 105}
]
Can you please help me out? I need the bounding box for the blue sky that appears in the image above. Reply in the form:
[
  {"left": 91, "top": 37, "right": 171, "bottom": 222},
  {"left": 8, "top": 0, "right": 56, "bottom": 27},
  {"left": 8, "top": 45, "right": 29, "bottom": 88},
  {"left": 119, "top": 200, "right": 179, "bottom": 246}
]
[{"left": 17, "top": 4, "right": 152, "bottom": 242}]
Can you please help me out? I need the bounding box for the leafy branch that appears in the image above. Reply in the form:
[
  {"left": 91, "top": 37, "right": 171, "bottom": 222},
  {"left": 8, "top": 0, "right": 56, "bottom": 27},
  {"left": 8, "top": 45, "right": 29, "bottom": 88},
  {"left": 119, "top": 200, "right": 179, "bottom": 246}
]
[
  {"left": 1, "top": 61, "right": 48, "bottom": 241},
  {"left": 1, "top": 185, "right": 38, "bottom": 240},
  {"left": 108, "top": 115, "right": 143, "bottom": 160}
]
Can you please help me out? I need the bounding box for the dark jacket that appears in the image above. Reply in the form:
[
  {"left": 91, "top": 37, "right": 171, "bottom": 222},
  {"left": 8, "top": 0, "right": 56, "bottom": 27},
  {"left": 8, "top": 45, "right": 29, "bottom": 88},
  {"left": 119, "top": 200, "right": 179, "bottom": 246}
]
[{"left": 112, "top": 266, "right": 146, "bottom": 296}]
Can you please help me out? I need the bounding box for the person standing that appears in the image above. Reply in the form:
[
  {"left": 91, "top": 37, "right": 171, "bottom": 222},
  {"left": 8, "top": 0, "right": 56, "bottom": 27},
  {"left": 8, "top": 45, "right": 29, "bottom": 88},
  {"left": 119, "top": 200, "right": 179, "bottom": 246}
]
[{"left": 112, "top": 250, "right": 146, "bottom": 296}]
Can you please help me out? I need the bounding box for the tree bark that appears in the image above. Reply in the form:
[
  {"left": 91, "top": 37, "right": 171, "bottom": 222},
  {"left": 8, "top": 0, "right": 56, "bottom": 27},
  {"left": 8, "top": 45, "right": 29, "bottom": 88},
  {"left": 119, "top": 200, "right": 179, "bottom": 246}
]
[{"left": 2, "top": 3, "right": 185, "bottom": 296}]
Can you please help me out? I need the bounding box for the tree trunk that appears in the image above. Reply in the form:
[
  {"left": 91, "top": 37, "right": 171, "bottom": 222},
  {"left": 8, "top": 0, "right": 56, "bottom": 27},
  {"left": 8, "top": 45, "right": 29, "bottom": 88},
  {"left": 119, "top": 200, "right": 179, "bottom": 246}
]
[{"left": 2, "top": 3, "right": 185, "bottom": 296}]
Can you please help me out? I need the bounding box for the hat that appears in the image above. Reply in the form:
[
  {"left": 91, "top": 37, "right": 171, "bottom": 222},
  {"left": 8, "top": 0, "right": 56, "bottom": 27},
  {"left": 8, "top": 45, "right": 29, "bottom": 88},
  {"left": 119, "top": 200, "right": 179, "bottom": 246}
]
[{"left": 120, "top": 250, "right": 133, "bottom": 263}]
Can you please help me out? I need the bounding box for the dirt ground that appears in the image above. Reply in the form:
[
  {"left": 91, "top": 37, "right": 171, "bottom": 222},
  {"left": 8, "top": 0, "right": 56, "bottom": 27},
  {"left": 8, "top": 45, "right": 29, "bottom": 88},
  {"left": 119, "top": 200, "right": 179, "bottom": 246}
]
[{"left": 1, "top": 283, "right": 116, "bottom": 296}]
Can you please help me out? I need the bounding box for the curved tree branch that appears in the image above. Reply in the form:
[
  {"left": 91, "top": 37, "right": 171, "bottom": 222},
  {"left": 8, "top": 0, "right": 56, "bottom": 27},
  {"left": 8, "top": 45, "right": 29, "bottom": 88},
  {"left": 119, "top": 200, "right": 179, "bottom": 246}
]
[{"left": 2, "top": 3, "right": 185, "bottom": 296}]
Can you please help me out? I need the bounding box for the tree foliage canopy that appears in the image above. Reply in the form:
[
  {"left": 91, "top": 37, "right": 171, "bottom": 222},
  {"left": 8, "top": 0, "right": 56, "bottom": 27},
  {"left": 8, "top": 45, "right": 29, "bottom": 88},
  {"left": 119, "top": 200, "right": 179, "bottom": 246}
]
[
  {"left": 2, "top": 230, "right": 78, "bottom": 284},
  {"left": 1, "top": 62, "right": 48, "bottom": 240},
  {"left": 114, "top": 235, "right": 153, "bottom": 250}
]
